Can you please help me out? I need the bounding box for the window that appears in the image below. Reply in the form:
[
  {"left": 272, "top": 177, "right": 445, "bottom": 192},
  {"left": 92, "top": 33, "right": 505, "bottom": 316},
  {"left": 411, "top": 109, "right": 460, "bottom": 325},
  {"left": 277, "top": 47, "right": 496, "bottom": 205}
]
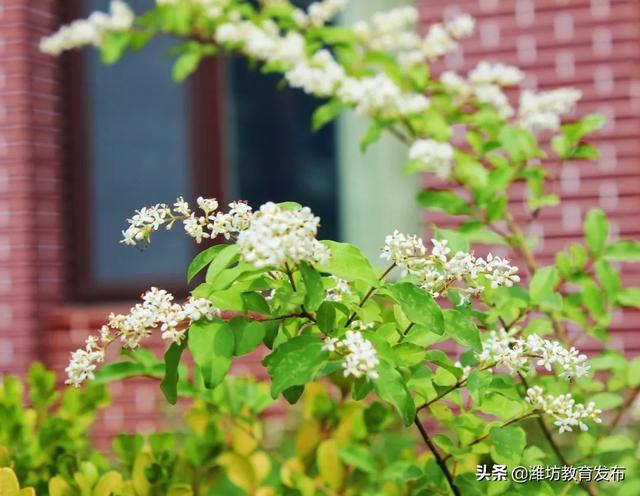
[
  {"left": 63, "top": 0, "right": 223, "bottom": 300},
  {"left": 63, "top": 0, "right": 339, "bottom": 300}
]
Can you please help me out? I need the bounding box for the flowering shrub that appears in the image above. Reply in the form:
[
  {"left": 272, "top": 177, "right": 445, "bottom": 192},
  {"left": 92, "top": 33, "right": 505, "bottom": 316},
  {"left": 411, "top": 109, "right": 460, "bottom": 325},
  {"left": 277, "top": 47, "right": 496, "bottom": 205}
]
[{"left": 41, "top": 1, "right": 640, "bottom": 494}]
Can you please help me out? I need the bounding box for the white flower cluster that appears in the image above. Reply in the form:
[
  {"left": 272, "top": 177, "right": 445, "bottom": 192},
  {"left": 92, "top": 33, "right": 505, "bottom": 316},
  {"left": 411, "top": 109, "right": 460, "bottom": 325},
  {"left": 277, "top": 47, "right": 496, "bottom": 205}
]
[
  {"left": 353, "top": 6, "right": 420, "bottom": 53},
  {"left": 39, "top": 0, "right": 133, "bottom": 55},
  {"left": 236, "top": 202, "right": 330, "bottom": 269},
  {"left": 120, "top": 197, "right": 252, "bottom": 246},
  {"left": 65, "top": 288, "right": 219, "bottom": 387},
  {"left": 477, "top": 329, "right": 590, "bottom": 379},
  {"left": 381, "top": 236, "right": 520, "bottom": 303},
  {"left": 303, "top": 0, "right": 348, "bottom": 27},
  {"left": 338, "top": 73, "right": 430, "bottom": 118},
  {"left": 286, "top": 49, "right": 347, "bottom": 98},
  {"left": 526, "top": 386, "right": 602, "bottom": 434},
  {"left": 326, "top": 276, "right": 351, "bottom": 302},
  {"left": 408, "top": 140, "right": 455, "bottom": 179},
  {"left": 421, "top": 14, "right": 475, "bottom": 61},
  {"left": 518, "top": 88, "right": 582, "bottom": 132},
  {"left": 441, "top": 61, "right": 523, "bottom": 118},
  {"left": 322, "top": 330, "right": 379, "bottom": 380},
  {"left": 217, "top": 16, "right": 430, "bottom": 119},
  {"left": 352, "top": 9, "right": 473, "bottom": 68}
]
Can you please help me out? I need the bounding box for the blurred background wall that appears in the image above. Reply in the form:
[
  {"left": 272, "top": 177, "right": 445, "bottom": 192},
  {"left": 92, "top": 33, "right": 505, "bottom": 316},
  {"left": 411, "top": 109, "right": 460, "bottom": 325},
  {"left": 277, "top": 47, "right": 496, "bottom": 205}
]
[{"left": 0, "top": 0, "right": 639, "bottom": 437}]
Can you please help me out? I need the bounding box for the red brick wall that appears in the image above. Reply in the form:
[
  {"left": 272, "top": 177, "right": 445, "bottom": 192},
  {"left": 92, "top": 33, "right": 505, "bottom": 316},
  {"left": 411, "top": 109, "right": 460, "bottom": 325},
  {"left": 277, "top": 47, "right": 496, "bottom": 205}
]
[
  {"left": 420, "top": 0, "right": 640, "bottom": 352},
  {"left": 0, "top": 0, "right": 64, "bottom": 375}
]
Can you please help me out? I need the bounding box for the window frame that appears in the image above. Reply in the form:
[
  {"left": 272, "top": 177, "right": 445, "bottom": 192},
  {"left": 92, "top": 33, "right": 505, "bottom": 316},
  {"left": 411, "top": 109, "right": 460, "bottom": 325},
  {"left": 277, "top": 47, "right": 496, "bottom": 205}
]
[{"left": 61, "top": 0, "right": 226, "bottom": 301}]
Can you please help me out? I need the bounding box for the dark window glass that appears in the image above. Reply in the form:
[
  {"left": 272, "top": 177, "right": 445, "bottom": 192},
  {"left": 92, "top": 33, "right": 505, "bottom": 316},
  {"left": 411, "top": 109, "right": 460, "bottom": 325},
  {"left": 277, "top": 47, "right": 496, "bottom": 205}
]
[
  {"left": 86, "top": 31, "right": 192, "bottom": 284},
  {"left": 225, "top": 59, "right": 339, "bottom": 240}
]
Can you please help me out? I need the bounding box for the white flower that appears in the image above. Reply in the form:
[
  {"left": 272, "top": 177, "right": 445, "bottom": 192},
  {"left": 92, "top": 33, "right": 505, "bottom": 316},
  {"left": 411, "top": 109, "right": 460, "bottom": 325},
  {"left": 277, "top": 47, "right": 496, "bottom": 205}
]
[
  {"left": 306, "top": 0, "right": 348, "bottom": 27},
  {"left": 338, "top": 74, "right": 429, "bottom": 118},
  {"left": 65, "top": 348, "right": 104, "bottom": 387},
  {"left": 324, "top": 330, "right": 379, "bottom": 380},
  {"left": 65, "top": 287, "right": 220, "bottom": 387},
  {"left": 473, "top": 84, "right": 514, "bottom": 119},
  {"left": 440, "top": 71, "right": 471, "bottom": 98},
  {"left": 526, "top": 386, "right": 602, "bottom": 434},
  {"left": 349, "top": 320, "right": 375, "bottom": 332},
  {"left": 481, "top": 253, "right": 521, "bottom": 288},
  {"left": 381, "top": 230, "right": 426, "bottom": 268},
  {"left": 322, "top": 337, "right": 340, "bottom": 352},
  {"left": 326, "top": 276, "right": 351, "bottom": 302},
  {"left": 183, "top": 214, "right": 209, "bottom": 243},
  {"left": 197, "top": 196, "right": 219, "bottom": 213},
  {"left": 469, "top": 61, "right": 524, "bottom": 87},
  {"left": 237, "top": 202, "right": 330, "bottom": 269},
  {"left": 381, "top": 237, "right": 520, "bottom": 302},
  {"left": 477, "top": 329, "right": 590, "bottom": 379},
  {"left": 354, "top": 6, "right": 420, "bottom": 54},
  {"left": 518, "top": 88, "right": 582, "bottom": 132},
  {"left": 40, "top": 0, "right": 133, "bottom": 55},
  {"left": 422, "top": 24, "right": 457, "bottom": 60},
  {"left": 445, "top": 14, "right": 475, "bottom": 38},
  {"left": 408, "top": 139, "right": 454, "bottom": 179},
  {"left": 286, "top": 50, "right": 346, "bottom": 97},
  {"left": 120, "top": 204, "right": 172, "bottom": 246}
]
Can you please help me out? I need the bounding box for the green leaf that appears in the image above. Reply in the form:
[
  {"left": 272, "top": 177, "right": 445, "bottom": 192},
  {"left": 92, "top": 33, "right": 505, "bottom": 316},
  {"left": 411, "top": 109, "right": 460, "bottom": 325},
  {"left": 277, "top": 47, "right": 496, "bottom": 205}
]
[
  {"left": 594, "top": 259, "right": 620, "bottom": 301},
  {"left": 172, "top": 51, "right": 203, "bottom": 82},
  {"left": 316, "top": 302, "right": 336, "bottom": 333},
  {"left": 94, "top": 361, "right": 161, "bottom": 384},
  {"left": 188, "top": 320, "right": 235, "bottom": 389},
  {"left": 373, "top": 361, "right": 415, "bottom": 426},
  {"left": 393, "top": 343, "right": 427, "bottom": 367},
  {"left": 360, "top": 120, "right": 389, "bottom": 153},
  {"left": 312, "top": 100, "right": 346, "bottom": 131},
  {"left": 605, "top": 240, "right": 640, "bottom": 262},
  {"left": 443, "top": 310, "right": 482, "bottom": 352},
  {"left": 282, "top": 385, "right": 304, "bottom": 405},
  {"left": 339, "top": 445, "right": 377, "bottom": 473},
  {"left": 499, "top": 126, "right": 541, "bottom": 163},
  {"left": 187, "top": 245, "right": 226, "bottom": 283},
  {"left": 590, "top": 392, "right": 623, "bottom": 410},
  {"left": 160, "top": 340, "right": 187, "bottom": 405},
  {"left": 231, "top": 319, "right": 266, "bottom": 356},
  {"left": 410, "top": 108, "right": 451, "bottom": 141},
  {"left": 454, "top": 153, "right": 488, "bottom": 191},
  {"left": 551, "top": 134, "right": 571, "bottom": 159},
  {"left": 317, "top": 241, "right": 379, "bottom": 286},
  {"left": 616, "top": 288, "right": 640, "bottom": 309},
  {"left": 205, "top": 244, "right": 241, "bottom": 283},
  {"left": 489, "top": 425, "right": 526, "bottom": 466},
  {"left": 386, "top": 283, "right": 444, "bottom": 334},
  {"left": 242, "top": 292, "right": 271, "bottom": 315},
  {"left": 416, "top": 190, "right": 470, "bottom": 216},
  {"left": 466, "top": 370, "right": 492, "bottom": 403},
  {"left": 299, "top": 262, "right": 324, "bottom": 311},
  {"left": 529, "top": 266, "right": 559, "bottom": 304},
  {"left": 584, "top": 209, "right": 609, "bottom": 257},
  {"left": 100, "top": 31, "right": 130, "bottom": 65},
  {"left": 263, "top": 335, "right": 328, "bottom": 398}
]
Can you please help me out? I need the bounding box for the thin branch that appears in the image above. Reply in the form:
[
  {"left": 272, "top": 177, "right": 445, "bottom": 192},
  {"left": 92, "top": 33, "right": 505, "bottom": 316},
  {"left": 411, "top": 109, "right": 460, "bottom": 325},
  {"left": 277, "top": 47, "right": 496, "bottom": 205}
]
[
  {"left": 442, "top": 412, "right": 539, "bottom": 462},
  {"left": 345, "top": 263, "right": 396, "bottom": 326},
  {"left": 414, "top": 417, "right": 460, "bottom": 496},
  {"left": 417, "top": 363, "right": 496, "bottom": 412},
  {"left": 397, "top": 323, "right": 414, "bottom": 343}
]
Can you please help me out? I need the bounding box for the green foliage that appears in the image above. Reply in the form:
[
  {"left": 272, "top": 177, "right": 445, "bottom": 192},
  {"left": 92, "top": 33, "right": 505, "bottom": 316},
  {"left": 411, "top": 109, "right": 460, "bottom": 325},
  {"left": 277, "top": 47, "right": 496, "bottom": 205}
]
[{"left": 36, "top": 1, "right": 640, "bottom": 494}]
